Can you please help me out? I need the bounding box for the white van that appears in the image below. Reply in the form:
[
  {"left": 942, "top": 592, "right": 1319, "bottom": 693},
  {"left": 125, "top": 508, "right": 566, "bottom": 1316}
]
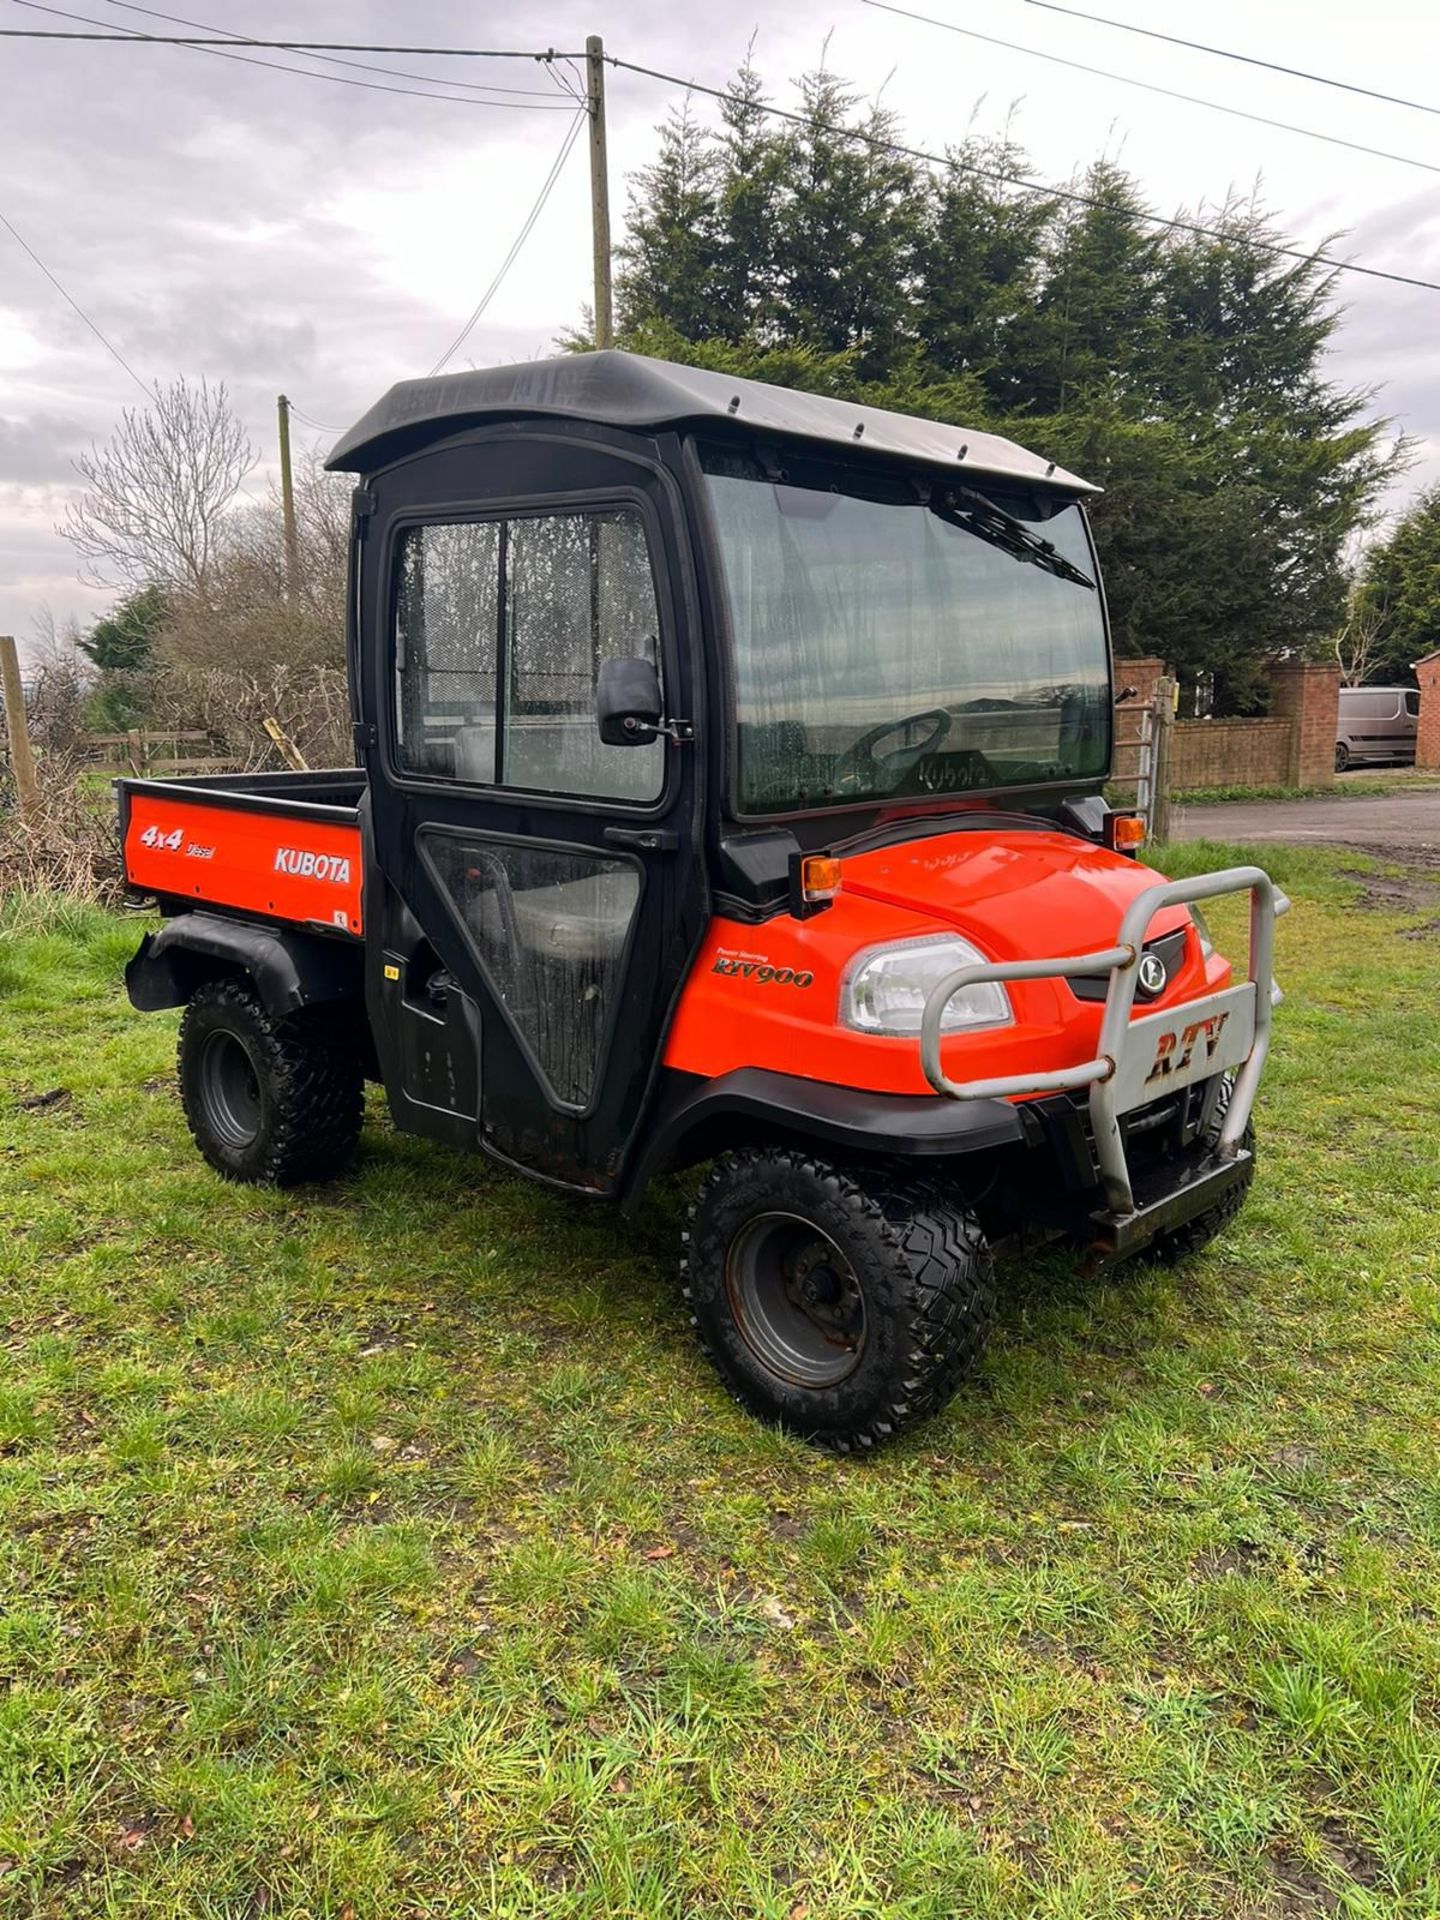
[{"left": 1336, "top": 685, "right": 1419, "bottom": 771}]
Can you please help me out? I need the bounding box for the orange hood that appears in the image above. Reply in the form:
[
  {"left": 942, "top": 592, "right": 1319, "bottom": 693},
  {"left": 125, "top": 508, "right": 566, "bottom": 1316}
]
[{"left": 840, "top": 825, "right": 1192, "bottom": 958}]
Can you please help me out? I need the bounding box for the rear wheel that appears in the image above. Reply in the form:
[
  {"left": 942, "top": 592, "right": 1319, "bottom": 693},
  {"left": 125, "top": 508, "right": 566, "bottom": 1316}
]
[
  {"left": 178, "top": 977, "right": 363, "bottom": 1186},
  {"left": 681, "top": 1149, "right": 995, "bottom": 1451},
  {"left": 1335, "top": 741, "right": 1350, "bottom": 772}
]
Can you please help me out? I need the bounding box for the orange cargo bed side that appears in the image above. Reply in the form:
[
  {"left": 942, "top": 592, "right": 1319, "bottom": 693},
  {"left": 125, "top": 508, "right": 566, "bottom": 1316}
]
[{"left": 122, "top": 783, "right": 363, "bottom": 935}]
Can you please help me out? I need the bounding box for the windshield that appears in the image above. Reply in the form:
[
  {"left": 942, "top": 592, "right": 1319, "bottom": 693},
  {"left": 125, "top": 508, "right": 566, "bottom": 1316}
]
[{"left": 701, "top": 445, "right": 1112, "bottom": 813}]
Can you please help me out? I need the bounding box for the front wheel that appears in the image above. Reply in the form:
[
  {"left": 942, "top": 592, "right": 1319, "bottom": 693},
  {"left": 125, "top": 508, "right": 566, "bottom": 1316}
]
[
  {"left": 1335, "top": 741, "right": 1350, "bottom": 772},
  {"left": 178, "top": 978, "right": 363, "bottom": 1186},
  {"left": 681, "top": 1149, "right": 995, "bottom": 1451}
]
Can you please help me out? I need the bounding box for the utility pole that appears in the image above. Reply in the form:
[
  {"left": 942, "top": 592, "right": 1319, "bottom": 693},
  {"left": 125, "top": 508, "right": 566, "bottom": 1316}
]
[
  {"left": 586, "top": 35, "right": 614, "bottom": 350},
  {"left": 0, "top": 635, "right": 40, "bottom": 822},
  {"left": 276, "top": 393, "right": 300, "bottom": 598}
]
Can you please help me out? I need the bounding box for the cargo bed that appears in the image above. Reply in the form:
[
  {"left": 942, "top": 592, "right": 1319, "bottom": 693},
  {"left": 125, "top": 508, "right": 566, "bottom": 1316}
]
[{"left": 119, "top": 768, "right": 366, "bottom": 935}]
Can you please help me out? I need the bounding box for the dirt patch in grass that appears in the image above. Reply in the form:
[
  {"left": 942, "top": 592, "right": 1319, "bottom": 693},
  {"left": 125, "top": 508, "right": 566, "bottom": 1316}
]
[
  {"left": 13, "top": 1085, "right": 72, "bottom": 1113},
  {"left": 1345, "top": 871, "right": 1440, "bottom": 913}
]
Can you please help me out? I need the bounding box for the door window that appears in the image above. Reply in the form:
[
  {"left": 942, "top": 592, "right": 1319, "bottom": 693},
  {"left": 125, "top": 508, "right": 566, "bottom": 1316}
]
[
  {"left": 420, "top": 833, "right": 641, "bottom": 1109},
  {"left": 393, "top": 506, "right": 664, "bottom": 803},
  {"left": 394, "top": 521, "right": 500, "bottom": 783}
]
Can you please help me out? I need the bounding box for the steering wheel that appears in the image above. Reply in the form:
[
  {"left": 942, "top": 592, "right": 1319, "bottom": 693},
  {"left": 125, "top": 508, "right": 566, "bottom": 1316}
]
[{"left": 832, "top": 707, "right": 952, "bottom": 793}]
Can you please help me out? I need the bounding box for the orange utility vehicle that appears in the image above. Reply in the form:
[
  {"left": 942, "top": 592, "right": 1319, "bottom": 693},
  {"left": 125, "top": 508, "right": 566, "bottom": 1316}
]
[{"left": 120, "top": 352, "right": 1284, "bottom": 1449}]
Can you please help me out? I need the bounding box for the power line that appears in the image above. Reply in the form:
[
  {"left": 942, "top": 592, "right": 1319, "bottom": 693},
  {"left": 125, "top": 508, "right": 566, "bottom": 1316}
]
[
  {"left": 1015, "top": 0, "right": 1440, "bottom": 122},
  {"left": 0, "top": 17, "right": 583, "bottom": 58},
  {"left": 13, "top": 5, "right": 1435, "bottom": 126},
  {"left": 287, "top": 402, "right": 344, "bottom": 434},
  {"left": 6, "top": 8, "right": 1436, "bottom": 303},
  {"left": 860, "top": 0, "right": 1440, "bottom": 179},
  {"left": 7, "top": 3, "right": 576, "bottom": 107},
  {"left": 429, "top": 109, "right": 587, "bottom": 376},
  {"left": 102, "top": 0, "right": 570, "bottom": 102},
  {"left": 541, "top": 51, "right": 588, "bottom": 106},
  {"left": 0, "top": 206, "right": 154, "bottom": 398},
  {"left": 605, "top": 54, "right": 1440, "bottom": 297}
]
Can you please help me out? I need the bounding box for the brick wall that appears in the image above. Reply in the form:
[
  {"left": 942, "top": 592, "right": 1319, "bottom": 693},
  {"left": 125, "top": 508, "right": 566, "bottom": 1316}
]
[
  {"left": 1111, "top": 656, "right": 1167, "bottom": 784},
  {"left": 1271, "top": 661, "right": 1341, "bottom": 788},
  {"left": 1115, "top": 655, "right": 1167, "bottom": 707},
  {"left": 1169, "top": 719, "right": 1293, "bottom": 790},
  {"left": 1108, "top": 654, "right": 1342, "bottom": 791},
  {"left": 1415, "top": 651, "right": 1440, "bottom": 770}
]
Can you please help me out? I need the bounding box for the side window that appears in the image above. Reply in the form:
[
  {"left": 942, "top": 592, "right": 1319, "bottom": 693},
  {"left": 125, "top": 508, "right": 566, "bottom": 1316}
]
[
  {"left": 421, "top": 833, "right": 641, "bottom": 1110},
  {"left": 395, "top": 521, "right": 500, "bottom": 783},
  {"left": 1405, "top": 690, "right": 1420, "bottom": 718},
  {"left": 507, "top": 510, "right": 664, "bottom": 801},
  {"left": 392, "top": 506, "right": 664, "bottom": 803}
]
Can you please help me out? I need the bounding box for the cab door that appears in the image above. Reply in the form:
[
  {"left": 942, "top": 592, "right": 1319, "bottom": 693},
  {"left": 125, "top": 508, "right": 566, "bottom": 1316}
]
[{"left": 355, "top": 424, "right": 707, "bottom": 1193}]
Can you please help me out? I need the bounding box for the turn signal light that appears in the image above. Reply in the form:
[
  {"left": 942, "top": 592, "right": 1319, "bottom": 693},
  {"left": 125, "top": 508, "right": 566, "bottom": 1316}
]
[
  {"left": 801, "top": 855, "right": 843, "bottom": 902},
  {"left": 1106, "top": 812, "right": 1147, "bottom": 854}
]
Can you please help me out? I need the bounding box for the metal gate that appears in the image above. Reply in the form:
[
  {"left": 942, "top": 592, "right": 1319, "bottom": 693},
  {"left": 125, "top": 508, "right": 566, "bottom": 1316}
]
[{"left": 1113, "top": 674, "right": 1176, "bottom": 839}]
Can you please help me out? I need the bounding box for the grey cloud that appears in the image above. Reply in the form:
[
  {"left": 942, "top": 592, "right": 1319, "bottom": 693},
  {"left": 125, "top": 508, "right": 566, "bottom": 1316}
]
[
  {"left": 1342, "top": 188, "right": 1440, "bottom": 258},
  {"left": 0, "top": 413, "right": 92, "bottom": 486},
  {"left": 3, "top": 0, "right": 1436, "bottom": 635}
]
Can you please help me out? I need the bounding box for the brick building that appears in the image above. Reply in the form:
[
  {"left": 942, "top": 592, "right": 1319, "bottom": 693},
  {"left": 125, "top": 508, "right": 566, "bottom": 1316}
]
[{"left": 1415, "top": 648, "right": 1440, "bottom": 771}]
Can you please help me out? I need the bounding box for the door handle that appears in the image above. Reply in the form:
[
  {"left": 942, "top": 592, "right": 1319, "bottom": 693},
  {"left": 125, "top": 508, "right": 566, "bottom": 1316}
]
[
  {"left": 426, "top": 969, "right": 457, "bottom": 1007},
  {"left": 603, "top": 826, "right": 679, "bottom": 852}
]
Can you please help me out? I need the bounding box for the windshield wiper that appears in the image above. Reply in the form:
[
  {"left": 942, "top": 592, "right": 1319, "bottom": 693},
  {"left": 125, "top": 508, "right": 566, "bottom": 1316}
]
[{"left": 930, "top": 485, "right": 1095, "bottom": 591}]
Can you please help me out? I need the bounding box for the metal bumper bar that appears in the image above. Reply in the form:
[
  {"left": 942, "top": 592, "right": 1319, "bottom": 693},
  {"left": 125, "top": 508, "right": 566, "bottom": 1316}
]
[{"left": 919, "top": 866, "right": 1286, "bottom": 1216}]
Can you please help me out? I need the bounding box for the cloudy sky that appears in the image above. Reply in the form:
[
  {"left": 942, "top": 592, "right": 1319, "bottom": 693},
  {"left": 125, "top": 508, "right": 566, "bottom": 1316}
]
[{"left": 2, "top": 0, "right": 1437, "bottom": 653}]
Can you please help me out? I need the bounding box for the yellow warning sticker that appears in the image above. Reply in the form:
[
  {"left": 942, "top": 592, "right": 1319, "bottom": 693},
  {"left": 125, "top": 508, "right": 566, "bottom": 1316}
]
[{"left": 383, "top": 963, "right": 400, "bottom": 981}]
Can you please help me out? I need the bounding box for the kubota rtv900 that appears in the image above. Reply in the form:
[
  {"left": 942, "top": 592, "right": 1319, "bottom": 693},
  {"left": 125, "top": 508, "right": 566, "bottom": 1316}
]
[{"left": 120, "top": 352, "right": 1283, "bottom": 1449}]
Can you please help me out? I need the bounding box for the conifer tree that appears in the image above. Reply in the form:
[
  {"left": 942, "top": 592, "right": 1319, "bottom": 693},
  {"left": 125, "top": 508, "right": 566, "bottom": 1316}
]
[
  {"left": 604, "top": 61, "right": 1404, "bottom": 706},
  {"left": 616, "top": 99, "right": 722, "bottom": 341},
  {"left": 770, "top": 68, "right": 921, "bottom": 380},
  {"left": 917, "top": 136, "right": 1058, "bottom": 413}
]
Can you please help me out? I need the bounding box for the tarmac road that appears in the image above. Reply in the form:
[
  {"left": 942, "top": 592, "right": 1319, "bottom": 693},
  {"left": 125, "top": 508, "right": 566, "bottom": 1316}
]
[{"left": 1172, "top": 788, "right": 1440, "bottom": 868}]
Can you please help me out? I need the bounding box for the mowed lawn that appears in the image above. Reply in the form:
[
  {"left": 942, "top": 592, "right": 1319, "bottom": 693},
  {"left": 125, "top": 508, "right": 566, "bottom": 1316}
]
[{"left": 2, "top": 843, "right": 1438, "bottom": 1920}]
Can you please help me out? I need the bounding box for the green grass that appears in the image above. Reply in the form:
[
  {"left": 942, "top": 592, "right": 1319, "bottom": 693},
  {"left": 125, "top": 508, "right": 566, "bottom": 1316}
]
[
  {"left": 1171, "top": 772, "right": 1440, "bottom": 805},
  {"left": 1106, "top": 768, "right": 1440, "bottom": 808},
  {"left": 2, "top": 854, "right": 1439, "bottom": 1918}
]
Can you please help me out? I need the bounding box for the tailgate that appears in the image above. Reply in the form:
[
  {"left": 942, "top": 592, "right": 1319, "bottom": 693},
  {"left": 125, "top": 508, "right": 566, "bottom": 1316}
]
[{"left": 122, "top": 785, "right": 363, "bottom": 935}]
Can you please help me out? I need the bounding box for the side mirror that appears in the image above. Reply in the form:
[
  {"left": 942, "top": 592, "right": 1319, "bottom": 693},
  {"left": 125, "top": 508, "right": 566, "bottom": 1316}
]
[{"left": 597, "top": 655, "right": 663, "bottom": 746}]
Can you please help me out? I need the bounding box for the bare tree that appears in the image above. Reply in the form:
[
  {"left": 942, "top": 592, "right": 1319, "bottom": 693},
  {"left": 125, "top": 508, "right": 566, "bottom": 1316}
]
[
  {"left": 153, "top": 447, "right": 349, "bottom": 675},
  {"left": 290, "top": 446, "right": 351, "bottom": 623},
  {"left": 22, "top": 607, "right": 93, "bottom": 751},
  {"left": 1333, "top": 582, "right": 1389, "bottom": 686},
  {"left": 59, "top": 378, "right": 255, "bottom": 596}
]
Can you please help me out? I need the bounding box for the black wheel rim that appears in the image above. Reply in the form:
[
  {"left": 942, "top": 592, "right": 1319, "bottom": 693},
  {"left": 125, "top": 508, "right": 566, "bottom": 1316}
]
[
  {"left": 724, "top": 1211, "right": 867, "bottom": 1389},
  {"left": 199, "top": 1029, "right": 262, "bottom": 1149}
]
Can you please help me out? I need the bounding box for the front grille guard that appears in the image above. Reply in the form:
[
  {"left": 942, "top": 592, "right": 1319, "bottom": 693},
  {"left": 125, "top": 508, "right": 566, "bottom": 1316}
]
[{"left": 918, "top": 866, "right": 1288, "bottom": 1215}]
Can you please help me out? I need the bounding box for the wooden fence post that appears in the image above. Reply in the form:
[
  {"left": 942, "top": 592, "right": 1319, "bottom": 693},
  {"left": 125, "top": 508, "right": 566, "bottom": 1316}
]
[
  {"left": 262, "top": 716, "right": 309, "bottom": 772},
  {"left": 1150, "top": 674, "right": 1177, "bottom": 845},
  {"left": 0, "top": 634, "right": 40, "bottom": 821}
]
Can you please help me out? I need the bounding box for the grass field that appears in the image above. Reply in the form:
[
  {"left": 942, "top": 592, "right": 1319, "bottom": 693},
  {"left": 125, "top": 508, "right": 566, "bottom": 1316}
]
[
  {"left": 2, "top": 843, "right": 1438, "bottom": 1918},
  {"left": 1109, "top": 766, "right": 1440, "bottom": 808}
]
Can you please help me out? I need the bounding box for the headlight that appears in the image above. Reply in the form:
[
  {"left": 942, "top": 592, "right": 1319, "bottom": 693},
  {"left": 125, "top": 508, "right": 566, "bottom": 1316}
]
[
  {"left": 840, "top": 934, "right": 1012, "bottom": 1036},
  {"left": 1189, "top": 905, "right": 1216, "bottom": 959}
]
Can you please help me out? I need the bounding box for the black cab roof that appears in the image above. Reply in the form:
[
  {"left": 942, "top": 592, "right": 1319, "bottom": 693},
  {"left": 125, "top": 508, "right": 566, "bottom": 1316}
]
[{"left": 325, "top": 348, "right": 1097, "bottom": 495}]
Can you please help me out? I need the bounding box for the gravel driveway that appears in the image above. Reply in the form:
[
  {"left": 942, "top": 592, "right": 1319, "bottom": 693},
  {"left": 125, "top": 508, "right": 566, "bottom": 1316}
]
[{"left": 1172, "top": 789, "right": 1440, "bottom": 869}]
